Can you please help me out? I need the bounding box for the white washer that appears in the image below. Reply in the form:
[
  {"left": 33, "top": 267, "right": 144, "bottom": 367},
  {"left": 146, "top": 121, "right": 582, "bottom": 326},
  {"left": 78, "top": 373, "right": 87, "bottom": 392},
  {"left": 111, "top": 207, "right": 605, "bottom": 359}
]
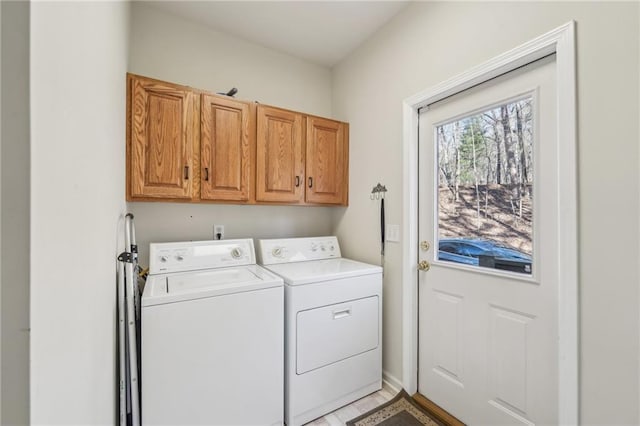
[
  {"left": 142, "top": 239, "right": 284, "bottom": 426},
  {"left": 257, "top": 236, "right": 382, "bottom": 426}
]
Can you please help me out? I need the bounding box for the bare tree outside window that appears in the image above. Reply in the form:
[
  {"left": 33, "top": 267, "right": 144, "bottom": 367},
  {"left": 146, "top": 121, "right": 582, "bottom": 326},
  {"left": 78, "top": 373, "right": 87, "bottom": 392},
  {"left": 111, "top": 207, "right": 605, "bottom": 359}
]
[{"left": 436, "top": 96, "right": 533, "bottom": 274}]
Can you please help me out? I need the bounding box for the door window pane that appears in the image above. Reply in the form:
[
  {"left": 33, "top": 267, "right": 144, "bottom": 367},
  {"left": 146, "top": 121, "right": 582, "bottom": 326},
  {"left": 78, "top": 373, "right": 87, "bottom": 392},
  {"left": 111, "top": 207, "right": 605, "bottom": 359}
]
[{"left": 436, "top": 97, "right": 533, "bottom": 275}]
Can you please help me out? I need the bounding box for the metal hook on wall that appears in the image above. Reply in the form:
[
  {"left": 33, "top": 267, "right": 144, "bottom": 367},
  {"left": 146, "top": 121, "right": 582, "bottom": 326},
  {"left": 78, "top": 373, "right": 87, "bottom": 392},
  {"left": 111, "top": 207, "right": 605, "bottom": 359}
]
[
  {"left": 370, "top": 183, "right": 387, "bottom": 200},
  {"left": 370, "top": 183, "right": 388, "bottom": 263}
]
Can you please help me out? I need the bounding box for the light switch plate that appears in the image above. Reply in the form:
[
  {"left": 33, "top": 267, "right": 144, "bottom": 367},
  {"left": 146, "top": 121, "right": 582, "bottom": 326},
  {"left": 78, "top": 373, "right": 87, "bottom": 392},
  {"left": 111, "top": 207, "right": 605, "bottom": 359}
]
[{"left": 386, "top": 224, "right": 400, "bottom": 242}]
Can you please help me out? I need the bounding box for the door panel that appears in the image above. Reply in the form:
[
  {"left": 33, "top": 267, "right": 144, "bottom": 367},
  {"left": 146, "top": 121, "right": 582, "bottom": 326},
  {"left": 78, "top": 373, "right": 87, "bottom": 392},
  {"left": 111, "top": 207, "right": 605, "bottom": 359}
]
[
  {"left": 488, "top": 305, "right": 533, "bottom": 416},
  {"left": 200, "top": 95, "right": 253, "bottom": 201},
  {"left": 256, "top": 105, "right": 304, "bottom": 203},
  {"left": 431, "top": 290, "right": 464, "bottom": 385},
  {"left": 146, "top": 95, "right": 182, "bottom": 186},
  {"left": 418, "top": 56, "right": 558, "bottom": 425},
  {"left": 129, "top": 76, "right": 197, "bottom": 199}
]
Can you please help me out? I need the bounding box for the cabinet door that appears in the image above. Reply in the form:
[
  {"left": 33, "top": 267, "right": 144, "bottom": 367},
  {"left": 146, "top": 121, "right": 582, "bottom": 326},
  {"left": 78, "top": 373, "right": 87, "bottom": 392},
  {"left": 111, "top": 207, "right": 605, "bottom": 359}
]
[
  {"left": 305, "top": 117, "right": 349, "bottom": 205},
  {"left": 128, "top": 75, "right": 198, "bottom": 200},
  {"left": 200, "top": 95, "right": 253, "bottom": 202},
  {"left": 256, "top": 105, "right": 304, "bottom": 203}
]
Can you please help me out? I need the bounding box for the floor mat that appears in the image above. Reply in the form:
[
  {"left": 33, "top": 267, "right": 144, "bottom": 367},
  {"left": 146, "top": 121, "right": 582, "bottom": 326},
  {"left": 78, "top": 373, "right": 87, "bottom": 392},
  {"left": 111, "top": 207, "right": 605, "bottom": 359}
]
[{"left": 346, "top": 389, "right": 445, "bottom": 426}]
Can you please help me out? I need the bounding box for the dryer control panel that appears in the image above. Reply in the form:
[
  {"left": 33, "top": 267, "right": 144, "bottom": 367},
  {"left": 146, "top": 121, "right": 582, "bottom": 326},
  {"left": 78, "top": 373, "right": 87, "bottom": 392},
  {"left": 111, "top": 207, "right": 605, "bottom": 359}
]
[
  {"left": 257, "top": 236, "right": 342, "bottom": 265},
  {"left": 149, "top": 239, "right": 255, "bottom": 274}
]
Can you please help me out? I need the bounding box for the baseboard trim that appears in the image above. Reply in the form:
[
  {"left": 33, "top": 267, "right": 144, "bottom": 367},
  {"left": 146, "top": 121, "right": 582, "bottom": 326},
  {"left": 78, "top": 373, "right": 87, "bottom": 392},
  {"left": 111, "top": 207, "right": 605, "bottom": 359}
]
[{"left": 382, "top": 370, "right": 402, "bottom": 394}]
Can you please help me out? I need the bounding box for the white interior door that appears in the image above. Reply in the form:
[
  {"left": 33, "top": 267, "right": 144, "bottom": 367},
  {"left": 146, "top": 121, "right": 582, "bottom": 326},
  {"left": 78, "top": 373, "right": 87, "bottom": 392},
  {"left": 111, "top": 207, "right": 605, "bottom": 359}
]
[{"left": 417, "top": 56, "right": 558, "bottom": 425}]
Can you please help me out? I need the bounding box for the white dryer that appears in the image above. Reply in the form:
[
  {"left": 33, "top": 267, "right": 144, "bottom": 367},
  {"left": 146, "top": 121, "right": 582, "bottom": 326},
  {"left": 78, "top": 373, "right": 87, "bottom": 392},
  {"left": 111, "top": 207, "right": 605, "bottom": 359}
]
[
  {"left": 256, "top": 236, "right": 382, "bottom": 426},
  {"left": 142, "top": 239, "right": 284, "bottom": 426}
]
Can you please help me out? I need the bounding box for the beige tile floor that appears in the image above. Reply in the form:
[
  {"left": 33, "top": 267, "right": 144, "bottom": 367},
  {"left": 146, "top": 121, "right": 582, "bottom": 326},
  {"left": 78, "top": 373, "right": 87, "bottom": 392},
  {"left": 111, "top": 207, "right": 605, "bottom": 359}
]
[{"left": 304, "top": 384, "right": 397, "bottom": 426}]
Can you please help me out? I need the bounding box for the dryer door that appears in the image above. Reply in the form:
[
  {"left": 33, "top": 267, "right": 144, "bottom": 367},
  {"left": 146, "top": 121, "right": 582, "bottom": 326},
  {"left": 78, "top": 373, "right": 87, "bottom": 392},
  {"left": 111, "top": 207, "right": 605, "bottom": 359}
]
[{"left": 296, "top": 295, "right": 379, "bottom": 374}]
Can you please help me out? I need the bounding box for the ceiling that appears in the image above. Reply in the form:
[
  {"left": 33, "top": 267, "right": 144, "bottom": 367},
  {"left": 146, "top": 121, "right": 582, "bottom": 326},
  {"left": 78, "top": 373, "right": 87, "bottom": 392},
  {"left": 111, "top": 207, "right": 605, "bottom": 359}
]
[{"left": 144, "top": 1, "right": 410, "bottom": 67}]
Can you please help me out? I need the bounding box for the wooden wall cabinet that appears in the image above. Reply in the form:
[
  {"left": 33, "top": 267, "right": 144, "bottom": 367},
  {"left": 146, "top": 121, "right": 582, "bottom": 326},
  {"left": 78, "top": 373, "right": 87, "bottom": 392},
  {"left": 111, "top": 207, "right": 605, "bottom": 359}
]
[
  {"left": 200, "top": 95, "right": 254, "bottom": 202},
  {"left": 127, "top": 74, "right": 254, "bottom": 203},
  {"left": 255, "top": 105, "right": 305, "bottom": 204},
  {"left": 127, "top": 74, "right": 198, "bottom": 200},
  {"left": 255, "top": 105, "right": 349, "bottom": 206},
  {"left": 306, "top": 116, "right": 349, "bottom": 205},
  {"left": 127, "top": 74, "right": 348, "bottom": 206}
]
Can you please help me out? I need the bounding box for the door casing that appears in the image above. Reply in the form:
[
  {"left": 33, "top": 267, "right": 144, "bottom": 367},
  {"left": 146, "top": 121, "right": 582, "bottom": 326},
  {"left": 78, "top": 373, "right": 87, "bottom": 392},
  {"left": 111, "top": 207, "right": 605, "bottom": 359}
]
[{"left": 401, "top": 21, "right": 578, "bottom": 425}]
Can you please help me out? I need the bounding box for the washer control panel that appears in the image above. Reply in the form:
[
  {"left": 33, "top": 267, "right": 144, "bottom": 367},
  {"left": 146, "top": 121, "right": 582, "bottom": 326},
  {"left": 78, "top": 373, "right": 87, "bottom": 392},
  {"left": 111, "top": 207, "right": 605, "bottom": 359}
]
[
  {"left": 149, "top": 239, "right": 255, "bottom": 274},
  {"left": 257, "top": 236, "right": 341, "bottom": 265}
]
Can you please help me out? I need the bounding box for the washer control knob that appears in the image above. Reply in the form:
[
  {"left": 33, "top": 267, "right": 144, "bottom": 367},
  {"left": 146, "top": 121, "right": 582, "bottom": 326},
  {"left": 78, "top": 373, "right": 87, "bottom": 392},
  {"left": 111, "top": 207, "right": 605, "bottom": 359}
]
[
  {"left": 272, "top": 247, "right": 283, "bottom": 258},
  {"left": 329, "top": 245, "right": 335, "bottom": 251},
  {"left": 311, "top": 243, "right": 318, "bottom": 252},
  {"left": 231, "top": 247, "right": 243, "bottom": 259},
  {"left": 175, "top": 255, "right": 184, "bottom": 262},
  {"left": 320, "top": 245, "right": 326, "bottom": 251},
  {"left": 160, "top": 256, "right": 168, "bottom": 263}
]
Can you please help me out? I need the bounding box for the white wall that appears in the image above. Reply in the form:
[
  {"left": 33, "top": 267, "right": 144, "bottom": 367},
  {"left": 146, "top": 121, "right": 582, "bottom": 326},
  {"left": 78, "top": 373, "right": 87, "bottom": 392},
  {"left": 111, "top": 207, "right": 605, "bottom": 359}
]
[
  {"left": 30, "top": 2, "right": 129, "bottom": 424},
  {"left": 128, "top": 3, "right": 336, "bottom": 265},
  {"left": 332, "top": 2, "right": 639, "bottom": 424},
  {"left": 0, "top": 1, "right": 3, "bottom": 421},
  {"left": 131, "top": 3, "right": 332, "bottom": 117},
  {"left": 1, "top": 1, "right": 29, "bottom": 423},
  {"left": 131, "top": 203, "right": 337, "bottom": 266}
]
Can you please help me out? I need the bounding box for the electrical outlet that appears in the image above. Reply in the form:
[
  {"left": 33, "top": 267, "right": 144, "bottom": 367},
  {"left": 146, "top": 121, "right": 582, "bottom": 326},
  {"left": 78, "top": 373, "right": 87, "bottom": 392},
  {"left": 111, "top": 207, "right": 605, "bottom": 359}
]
[{"left": 214, "top": 225, "right": 225, "bottom": 240}]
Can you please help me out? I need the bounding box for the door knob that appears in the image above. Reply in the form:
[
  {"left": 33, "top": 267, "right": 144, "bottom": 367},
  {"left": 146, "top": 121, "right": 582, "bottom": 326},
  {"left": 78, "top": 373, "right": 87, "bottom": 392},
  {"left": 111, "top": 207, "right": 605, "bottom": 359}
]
[
  {"left": 420, "top": 241, "right": 430, "bottom": 251},
  {"left": 418, "top": 260, "right": 430, "bottom": 272}
]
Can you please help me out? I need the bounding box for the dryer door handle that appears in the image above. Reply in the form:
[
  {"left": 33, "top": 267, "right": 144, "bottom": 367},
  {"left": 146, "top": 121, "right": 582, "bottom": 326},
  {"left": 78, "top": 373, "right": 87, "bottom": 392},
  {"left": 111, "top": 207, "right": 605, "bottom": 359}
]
[{"left": 332, "top": 307, "right": 352, "bottom": 320}]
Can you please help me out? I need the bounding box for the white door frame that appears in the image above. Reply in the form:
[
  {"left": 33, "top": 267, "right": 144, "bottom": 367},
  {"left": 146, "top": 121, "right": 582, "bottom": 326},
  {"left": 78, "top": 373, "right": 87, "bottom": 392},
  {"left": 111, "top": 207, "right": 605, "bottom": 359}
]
[{"left": 401, "top": 22, "right": 578, "bottom": 424}]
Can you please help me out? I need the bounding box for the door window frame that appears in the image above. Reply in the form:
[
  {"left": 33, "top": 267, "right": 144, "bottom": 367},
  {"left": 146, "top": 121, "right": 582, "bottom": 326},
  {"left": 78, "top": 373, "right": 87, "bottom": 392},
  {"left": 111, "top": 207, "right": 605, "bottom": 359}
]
[
  {"left": 428, "top": 89, "right": 539, "bottom": 282},
  {"left": 401, "top": 21, "right": 578, "bottom": 424}
]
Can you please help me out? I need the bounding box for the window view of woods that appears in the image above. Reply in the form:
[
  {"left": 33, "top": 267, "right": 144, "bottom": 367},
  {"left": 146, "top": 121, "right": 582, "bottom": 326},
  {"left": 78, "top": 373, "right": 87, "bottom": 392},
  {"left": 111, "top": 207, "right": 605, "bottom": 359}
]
[{"left": 436, "top": 96, "right": 534, "bottom": 275}]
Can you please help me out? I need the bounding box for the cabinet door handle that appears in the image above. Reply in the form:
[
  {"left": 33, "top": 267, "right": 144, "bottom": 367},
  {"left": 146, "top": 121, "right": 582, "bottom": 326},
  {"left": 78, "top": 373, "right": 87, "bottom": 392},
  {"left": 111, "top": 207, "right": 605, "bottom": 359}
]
[
  {"left": 295, "top": 176, "right": 300, "bottom": 187},
  {"left": 308, "top": 177, "right": 313, "bottom": 188},
  {"left": 184, "top": 166, "right": 189, "bottom": 180},
  {"left": 204, "top": 167, "right": 209, "bottom": 182}
]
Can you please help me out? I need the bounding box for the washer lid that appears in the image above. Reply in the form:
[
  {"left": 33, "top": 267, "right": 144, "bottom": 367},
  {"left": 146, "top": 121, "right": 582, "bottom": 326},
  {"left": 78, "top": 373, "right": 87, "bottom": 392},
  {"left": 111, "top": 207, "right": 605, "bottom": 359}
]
[
  {"left": 142, "top": 265, "right": 283, "bottom": 306},
  {"left": 263, "top": 258, "right": 382, "bottom": 286}
]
